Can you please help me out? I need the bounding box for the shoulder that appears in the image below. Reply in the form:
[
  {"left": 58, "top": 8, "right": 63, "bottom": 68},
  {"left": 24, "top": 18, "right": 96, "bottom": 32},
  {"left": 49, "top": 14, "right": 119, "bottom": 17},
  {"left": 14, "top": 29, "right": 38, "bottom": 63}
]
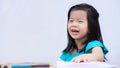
[
  {"left": 85, "top": 40, "right": 108, "bottom": 55},
  {"left": 88, "top": 40, "right": 102, "bottom": 45},
  {"left": 86, "top": 40, "right": 103, "bottom": 48}
]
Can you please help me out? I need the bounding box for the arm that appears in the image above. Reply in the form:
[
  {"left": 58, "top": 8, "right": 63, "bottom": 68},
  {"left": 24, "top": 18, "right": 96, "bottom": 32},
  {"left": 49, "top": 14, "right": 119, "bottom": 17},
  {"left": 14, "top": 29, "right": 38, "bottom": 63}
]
[{"left": 72, "top": 47, "right": 104, "bottom": 62}]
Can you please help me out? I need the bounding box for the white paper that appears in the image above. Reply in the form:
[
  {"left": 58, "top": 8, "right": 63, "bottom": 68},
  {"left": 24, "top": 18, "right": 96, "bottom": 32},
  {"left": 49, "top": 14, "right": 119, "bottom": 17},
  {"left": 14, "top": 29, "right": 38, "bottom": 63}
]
[{"left": 57, "top": 61, "right": 118, "bottom": 68}]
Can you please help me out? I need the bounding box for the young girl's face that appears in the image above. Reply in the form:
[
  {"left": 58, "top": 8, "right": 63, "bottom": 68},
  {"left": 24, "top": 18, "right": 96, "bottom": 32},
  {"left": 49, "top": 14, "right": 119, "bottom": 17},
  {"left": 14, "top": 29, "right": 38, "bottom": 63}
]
[{"left": 68, "top": 10, "right": 88, "bottom": 40}]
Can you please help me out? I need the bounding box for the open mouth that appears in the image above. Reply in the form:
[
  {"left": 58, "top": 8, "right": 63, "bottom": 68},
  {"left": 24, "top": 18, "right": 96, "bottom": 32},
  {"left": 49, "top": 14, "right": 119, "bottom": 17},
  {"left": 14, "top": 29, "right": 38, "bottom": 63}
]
[
  {"left": 71, "top": 29, "right": 79, "bottom": 34},
  {"left": 71, "top": 29, "right": 79, "bottom": 32}
]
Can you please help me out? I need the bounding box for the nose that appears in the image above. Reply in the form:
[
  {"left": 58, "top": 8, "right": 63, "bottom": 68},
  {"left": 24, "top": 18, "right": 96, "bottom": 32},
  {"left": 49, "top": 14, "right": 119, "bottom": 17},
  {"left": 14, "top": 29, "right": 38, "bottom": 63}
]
[{"left": 72, "top": 22, "right": 78, "bottom": 27}]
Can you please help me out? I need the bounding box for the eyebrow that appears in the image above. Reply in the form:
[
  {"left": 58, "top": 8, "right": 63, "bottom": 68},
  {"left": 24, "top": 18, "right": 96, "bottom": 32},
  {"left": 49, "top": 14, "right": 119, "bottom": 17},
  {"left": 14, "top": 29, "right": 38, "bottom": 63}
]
[{"left": 69, "top": 17, "right": 85, "bottom": 20}]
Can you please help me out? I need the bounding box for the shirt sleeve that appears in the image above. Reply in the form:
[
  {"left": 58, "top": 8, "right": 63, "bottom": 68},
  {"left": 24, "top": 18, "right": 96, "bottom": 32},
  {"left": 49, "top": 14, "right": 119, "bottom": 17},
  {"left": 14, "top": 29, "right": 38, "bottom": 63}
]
[
  {"left": 85, "top": 40, "right": 109, "bottom": 55},
  {"left": 60, "top": 52, "right": 66, "bottom": 61}
]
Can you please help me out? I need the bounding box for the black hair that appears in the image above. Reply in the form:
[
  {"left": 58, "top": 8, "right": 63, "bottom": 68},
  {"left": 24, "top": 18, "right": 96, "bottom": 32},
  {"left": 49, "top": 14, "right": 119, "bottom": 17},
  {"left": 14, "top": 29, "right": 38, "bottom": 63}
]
[{"left": 63, "top": 3, "right": 103, "bottom": 53}]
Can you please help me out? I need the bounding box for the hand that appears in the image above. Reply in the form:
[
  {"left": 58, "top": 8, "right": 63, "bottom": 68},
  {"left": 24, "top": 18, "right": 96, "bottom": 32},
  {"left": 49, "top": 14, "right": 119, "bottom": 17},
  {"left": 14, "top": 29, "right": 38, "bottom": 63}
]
[
  {"left": 72, "top": 57, "right": 89, "bottom": 63},
  {"left": 72, "top": 54, "right": 94, "bottom": 63}
]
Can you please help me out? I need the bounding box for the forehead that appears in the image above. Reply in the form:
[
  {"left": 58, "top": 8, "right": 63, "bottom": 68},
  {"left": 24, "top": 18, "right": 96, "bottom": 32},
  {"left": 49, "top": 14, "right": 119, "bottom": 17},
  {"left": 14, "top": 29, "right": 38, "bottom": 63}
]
[{"left": 70, "top": 10, "right": 87, "bottom": 19}]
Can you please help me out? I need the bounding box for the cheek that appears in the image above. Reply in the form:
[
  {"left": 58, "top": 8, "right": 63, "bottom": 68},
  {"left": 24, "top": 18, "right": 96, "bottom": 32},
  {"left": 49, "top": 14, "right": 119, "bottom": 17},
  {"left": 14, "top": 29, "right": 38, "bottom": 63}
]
[
  {"left": 67, "top": 26, "right": 71, "bottom": 33},
  {"left": 84, "top": 26, "right": 89, "bottom": 34},
  {"left": 80, "top": 25, "right": 88, "bottom": 33},
  {"left": 67, "top": 24, "right": 70, "bottom": 31}
]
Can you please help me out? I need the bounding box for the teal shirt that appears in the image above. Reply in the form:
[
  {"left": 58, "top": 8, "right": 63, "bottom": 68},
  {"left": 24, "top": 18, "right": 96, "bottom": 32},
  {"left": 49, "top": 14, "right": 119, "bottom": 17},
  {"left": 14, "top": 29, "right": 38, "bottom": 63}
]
[{"left": 60, "top": 40, "right": 109, "bottom": 62}]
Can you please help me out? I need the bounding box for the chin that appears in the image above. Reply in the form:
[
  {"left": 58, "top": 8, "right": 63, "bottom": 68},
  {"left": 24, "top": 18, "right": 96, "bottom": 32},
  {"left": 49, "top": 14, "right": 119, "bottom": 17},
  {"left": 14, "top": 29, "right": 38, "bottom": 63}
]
[{"left": 71, "top": 36, "right": 80, "bottom": 40}]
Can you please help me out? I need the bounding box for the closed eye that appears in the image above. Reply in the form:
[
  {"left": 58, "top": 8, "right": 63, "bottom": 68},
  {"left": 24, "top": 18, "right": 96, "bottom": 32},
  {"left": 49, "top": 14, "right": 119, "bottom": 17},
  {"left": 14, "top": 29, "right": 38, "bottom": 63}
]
[
  {"left": 79, "top": 21, "right": 82, "bottom": 22},
  {"left": 78, "top": 21, "right": 84, "bottom": 23},
  {"left": 69, "top": 19, "right": 74, "bottom": 23}
]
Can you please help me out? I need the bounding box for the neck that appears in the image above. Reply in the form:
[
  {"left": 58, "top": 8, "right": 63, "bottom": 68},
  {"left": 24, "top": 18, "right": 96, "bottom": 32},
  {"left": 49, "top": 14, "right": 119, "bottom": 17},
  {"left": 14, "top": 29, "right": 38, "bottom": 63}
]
[{"left": 75, "top": 37, "right": 87, "bottom": 50}]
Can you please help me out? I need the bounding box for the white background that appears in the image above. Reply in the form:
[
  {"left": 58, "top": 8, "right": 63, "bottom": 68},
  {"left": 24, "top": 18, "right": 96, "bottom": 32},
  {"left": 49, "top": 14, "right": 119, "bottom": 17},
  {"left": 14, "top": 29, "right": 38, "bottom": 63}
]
[{"left": 0, "top": 0, "right": 120, "bottom": 64}]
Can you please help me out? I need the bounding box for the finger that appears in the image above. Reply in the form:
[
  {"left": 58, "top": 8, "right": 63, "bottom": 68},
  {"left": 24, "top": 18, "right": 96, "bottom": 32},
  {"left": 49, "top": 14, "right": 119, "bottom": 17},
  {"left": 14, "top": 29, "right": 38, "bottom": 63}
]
[
  {"left": 72, "top": 59, "right": 79, "bottom": 63},
  {"left": 79, "top": 59, "right": 84, "bottom": 62},
  {"left": 83, "top": 58, "right": 88, "bottom": 62},
  {"left": 73, "top": 59, "right": 84, "bottom": 63}
]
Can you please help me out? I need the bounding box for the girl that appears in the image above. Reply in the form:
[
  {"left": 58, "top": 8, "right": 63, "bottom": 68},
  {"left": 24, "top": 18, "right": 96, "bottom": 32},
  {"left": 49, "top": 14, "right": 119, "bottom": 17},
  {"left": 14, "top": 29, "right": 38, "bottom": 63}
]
[{"left": 60, "top": 3, "right": 108, "bottom": 62}]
